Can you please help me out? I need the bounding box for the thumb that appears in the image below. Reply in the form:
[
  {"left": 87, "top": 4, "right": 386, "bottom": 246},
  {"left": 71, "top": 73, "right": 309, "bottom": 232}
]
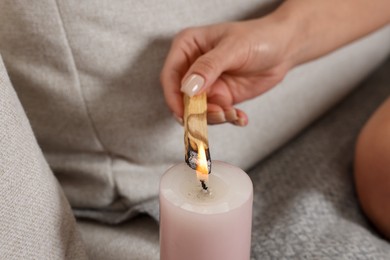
[{"left": 180, "top": 45, "right": 235, "bottom": 97}]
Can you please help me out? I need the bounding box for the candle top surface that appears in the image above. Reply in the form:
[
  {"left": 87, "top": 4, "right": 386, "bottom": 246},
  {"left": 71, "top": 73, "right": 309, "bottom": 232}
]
[{"left": 160, "top": 161, "right": 253, "bottom": 214}]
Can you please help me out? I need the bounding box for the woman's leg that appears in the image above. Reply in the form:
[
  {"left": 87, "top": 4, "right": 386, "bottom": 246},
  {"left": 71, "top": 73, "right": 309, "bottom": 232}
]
[{"left": 355, "top": 97, "right": 390, "bottom": 239}]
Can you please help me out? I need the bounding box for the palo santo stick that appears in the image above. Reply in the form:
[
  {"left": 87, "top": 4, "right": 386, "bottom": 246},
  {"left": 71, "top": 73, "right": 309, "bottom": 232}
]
[{"left": 183, "top": 93, "right": 211, "bottom": 175}]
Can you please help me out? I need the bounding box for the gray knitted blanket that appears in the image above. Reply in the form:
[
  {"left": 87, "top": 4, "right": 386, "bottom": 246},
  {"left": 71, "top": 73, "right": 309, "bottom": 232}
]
[{"left": 248, "top": 59, "right": 390, "bottom": 259}]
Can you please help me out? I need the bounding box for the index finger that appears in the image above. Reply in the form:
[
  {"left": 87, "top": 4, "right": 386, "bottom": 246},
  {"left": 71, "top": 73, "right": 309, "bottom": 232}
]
[{"left": 160, "top": 29, "right": 203, "bottom": 118}]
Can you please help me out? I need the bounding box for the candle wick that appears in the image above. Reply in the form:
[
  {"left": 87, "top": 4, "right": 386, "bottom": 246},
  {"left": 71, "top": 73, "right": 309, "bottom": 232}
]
[{"left": 200, "top": 180, "right": 208, "bottom": 191}]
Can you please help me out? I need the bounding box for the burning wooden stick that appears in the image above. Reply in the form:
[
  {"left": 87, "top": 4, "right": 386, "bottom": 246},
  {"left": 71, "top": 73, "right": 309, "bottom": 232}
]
[{"left": 183, "top": 93, "right": 211, "bottom": 180}]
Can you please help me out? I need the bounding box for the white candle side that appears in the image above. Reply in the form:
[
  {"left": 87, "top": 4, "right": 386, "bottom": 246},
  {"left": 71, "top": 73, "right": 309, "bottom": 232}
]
[{"left": 160, "top": 161, "right": 253, "bottom": 260}]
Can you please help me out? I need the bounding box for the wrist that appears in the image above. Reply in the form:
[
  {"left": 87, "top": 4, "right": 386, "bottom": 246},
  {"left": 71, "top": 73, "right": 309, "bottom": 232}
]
[{"left": 264, "top": 5, "right": 307, "bottom": 69}]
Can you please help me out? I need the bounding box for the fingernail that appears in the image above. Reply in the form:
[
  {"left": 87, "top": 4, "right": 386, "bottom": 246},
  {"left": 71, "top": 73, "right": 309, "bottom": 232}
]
[
  {"left": 224, "top": 109, "right": 238, "bottom": 122},
  {"left": 207, "top": 111, "right": 226, "bottom": 124},
  {"left": 233, "top": 117, "right": 247, "bottom": 127},
  {"left": 173, "top": 114, "right": 184, "bottom": 126},
  {"left": 181, "top": 74, "right": 205, "bottom": 97}
]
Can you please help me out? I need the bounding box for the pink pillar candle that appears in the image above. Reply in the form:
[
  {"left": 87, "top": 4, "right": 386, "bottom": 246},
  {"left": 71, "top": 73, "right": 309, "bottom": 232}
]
[{"left": 160, "top": 161, "right": 253, "bottom": 260}]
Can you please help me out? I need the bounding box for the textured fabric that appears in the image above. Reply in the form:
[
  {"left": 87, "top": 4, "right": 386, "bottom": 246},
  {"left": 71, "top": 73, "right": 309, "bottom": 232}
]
[
  {"left": 249, "top": 58, "right": 390, "bottom": 259},
  {"left": 0, "top": 1, "right": 389, "bottom": 224},
  {"left": 78, "top": 217, "right": 160, "bottom": 260},
  {"left": 0, "top": 57, "right": 87, "bottom": 259}
]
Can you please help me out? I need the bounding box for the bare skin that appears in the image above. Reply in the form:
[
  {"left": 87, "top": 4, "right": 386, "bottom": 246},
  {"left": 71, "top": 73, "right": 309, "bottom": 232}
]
[
  {"left": 355, "top": 98, "right": 390, "bottom": 239},
  {"left": 160, "top": 0, "right": 390, "bottom": 125}
]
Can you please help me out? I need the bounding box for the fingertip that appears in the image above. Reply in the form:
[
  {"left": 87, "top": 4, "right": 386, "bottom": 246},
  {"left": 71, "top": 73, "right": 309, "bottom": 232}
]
[
  {"left": 206, "top": 106, "right": 248, "bottom": 126},
  {"left": 224, "top": 108, "right": 238, "bottom": 122},
  {"left": 232, "top": 118, "right": 248, "bottom": 127},
  {"left": 173, "top": 113, "right": 184, "bottom": 126},
  {"left": 207, "top": 111, "right": 226, "bottom": 125},
  {"left": 232, "top": 109, "right": 248, "bottom": 127},
  {"left": 207, "top": 104, "right": 226, "bottom": 125},
  {"left": 183, "top": 46, "right": 231, "bottom": 97},
  {"left": 181, "top": 74, "right": 205, "bottom": 97}
]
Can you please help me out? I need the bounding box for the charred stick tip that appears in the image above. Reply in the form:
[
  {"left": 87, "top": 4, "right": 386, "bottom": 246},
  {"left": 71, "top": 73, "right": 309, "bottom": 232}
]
[{"left": 185, "top": 146, "right": 212, "bottom": 173}]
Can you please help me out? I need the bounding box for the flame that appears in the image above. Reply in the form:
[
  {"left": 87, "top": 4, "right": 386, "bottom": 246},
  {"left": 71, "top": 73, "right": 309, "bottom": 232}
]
[{"left": 196, "top": 142, "right": 209, "bottom": 182}]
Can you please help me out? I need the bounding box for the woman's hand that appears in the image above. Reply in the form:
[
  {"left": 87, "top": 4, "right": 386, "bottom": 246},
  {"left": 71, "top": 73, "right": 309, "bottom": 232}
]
[
  {"left": 161, "top": 0, "right": 390, "bottom": 126},
  {"left": 160, "top": 17, "right": 296, "bottom": 126}
]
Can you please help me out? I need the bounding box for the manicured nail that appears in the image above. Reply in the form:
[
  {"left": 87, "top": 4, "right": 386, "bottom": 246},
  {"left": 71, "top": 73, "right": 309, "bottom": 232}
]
[
  {"left": 224, "top": 109, "right": 238, "bottom": 122},
  {"left": 181, "top": 74, "right": 205, "bottom": 97},
  {"left": 207, "top": 111, "right": 226, "bottom": 124},
  {"left": 173, "top": 114, "right": 184, "bottom": 126},
  {"left": 233, "top": 117, "right": 247, "bottom": 127}
]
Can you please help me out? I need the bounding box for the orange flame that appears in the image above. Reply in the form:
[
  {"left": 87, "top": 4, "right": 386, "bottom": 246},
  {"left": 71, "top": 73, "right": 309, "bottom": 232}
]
[{"left": 196, "top": 142, "right": 209, "bottom": 182}]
